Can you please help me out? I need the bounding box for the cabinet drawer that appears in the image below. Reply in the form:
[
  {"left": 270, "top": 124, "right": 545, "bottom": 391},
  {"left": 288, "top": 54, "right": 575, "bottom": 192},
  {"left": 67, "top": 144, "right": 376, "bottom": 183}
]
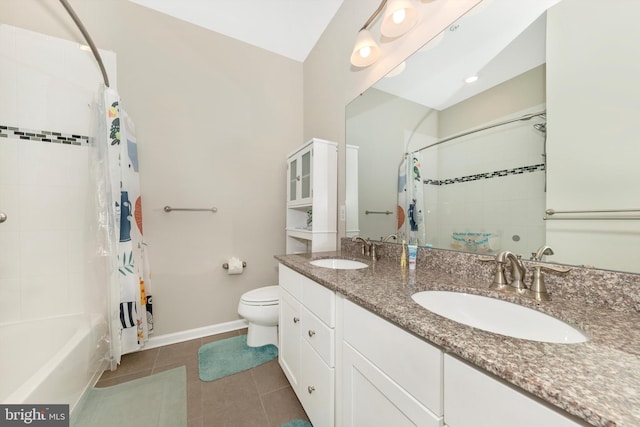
[
  {"left": 299, "top": 339, "right": 334, "bottom": 427},
  {"left": 300, "top": 305, "right": 335, "bottom": 367},
  {"left": 343, "top": 300, "right": 443, "bottom": 416},
  {"left": 301, "top": 273, "right": 335, "bottom": 327},
  {"left": 279, "top": 264, "right": 301, "bottom": 300}
]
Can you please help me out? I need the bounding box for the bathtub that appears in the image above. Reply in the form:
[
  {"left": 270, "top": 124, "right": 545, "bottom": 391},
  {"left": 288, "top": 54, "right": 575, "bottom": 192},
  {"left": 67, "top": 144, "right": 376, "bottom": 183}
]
[{"left": 0, "top": 313, "right": 109, "bottom": 410}]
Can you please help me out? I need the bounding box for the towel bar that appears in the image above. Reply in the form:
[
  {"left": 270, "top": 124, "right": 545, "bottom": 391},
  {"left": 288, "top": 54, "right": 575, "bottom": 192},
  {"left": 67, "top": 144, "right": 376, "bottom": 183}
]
[{"left": 163, "top": 206, "right": 217, "bottom": 213}]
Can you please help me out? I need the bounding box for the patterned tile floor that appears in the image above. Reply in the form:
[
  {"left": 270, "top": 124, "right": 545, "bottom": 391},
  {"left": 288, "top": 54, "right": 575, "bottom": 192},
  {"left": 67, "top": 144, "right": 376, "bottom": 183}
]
[{"left": 97, "top": 329, "right": 310, "bottom": 427}]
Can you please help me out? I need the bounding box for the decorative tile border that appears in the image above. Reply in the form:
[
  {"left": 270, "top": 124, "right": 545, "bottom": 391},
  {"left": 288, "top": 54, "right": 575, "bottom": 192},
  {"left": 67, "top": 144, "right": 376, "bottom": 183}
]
[
  {"left": 0, "top": 125, "right": 89, "bottom": 146},
  {"left": 424, "top": 163, "right": 545, "bottom": 186}
]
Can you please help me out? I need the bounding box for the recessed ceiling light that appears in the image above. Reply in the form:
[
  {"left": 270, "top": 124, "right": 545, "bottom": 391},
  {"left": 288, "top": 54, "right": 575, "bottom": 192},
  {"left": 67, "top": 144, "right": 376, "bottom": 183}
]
[{"left": 465, "top": 75, "right": 479, "bottom": 84}]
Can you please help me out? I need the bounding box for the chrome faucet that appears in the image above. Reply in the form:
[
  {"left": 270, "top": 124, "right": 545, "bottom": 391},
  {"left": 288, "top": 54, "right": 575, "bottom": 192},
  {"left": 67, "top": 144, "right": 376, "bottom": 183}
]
[
  {"left": 484, "top": 247, "right": 571, "bottom": 302},
  {"left": 495, "top": 251, "right": 527, "bottom": 294},
  {"left": 382, "top": 234, "right": 397, "bottom": 243},
  {"left": 351, "top": 236, "right": 372, "bottom": 257}
]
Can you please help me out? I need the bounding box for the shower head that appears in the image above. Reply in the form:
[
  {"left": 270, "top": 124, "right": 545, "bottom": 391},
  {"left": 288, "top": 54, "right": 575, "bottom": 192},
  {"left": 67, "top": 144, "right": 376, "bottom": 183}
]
[{"left": 533, "top": 122, "right": 546, "bottom": 133}]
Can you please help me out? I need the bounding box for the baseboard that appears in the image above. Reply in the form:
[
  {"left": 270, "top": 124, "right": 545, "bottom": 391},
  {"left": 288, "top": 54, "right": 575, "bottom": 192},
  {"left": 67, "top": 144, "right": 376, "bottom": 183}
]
[{"left": 143, "top": 319, "right": 249, "bottom": 350}]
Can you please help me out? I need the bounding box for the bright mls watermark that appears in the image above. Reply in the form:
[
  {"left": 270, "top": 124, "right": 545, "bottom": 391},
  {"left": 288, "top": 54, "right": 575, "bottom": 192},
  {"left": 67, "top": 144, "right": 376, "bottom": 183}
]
[{"left": 0, "top": 405, "right": 68, "bottom": 426}]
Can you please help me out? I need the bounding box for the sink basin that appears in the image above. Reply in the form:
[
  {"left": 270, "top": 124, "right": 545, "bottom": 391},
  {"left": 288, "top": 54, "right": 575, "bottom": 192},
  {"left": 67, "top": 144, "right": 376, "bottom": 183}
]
[
  {"left": 411, "top": 291, "right": 588, "bottom": 343},
  {"left": 309, "top": 259, "right": 368, "bottom": 270}
]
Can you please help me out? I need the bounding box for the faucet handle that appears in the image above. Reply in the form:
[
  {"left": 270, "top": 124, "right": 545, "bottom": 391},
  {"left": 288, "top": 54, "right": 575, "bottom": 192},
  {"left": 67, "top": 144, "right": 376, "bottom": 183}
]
[
  {"left": 478, "top": 256, "right": 509, "bottom": 290},
  {"left": 529, "top": 262, "right": 572, "bottom": 274},
  {"left": 529, "top": 264, "right": 571, "bottom": 302}
]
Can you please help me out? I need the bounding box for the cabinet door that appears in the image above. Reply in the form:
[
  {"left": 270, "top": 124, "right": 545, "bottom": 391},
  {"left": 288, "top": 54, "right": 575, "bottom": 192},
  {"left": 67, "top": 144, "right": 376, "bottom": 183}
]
[
  {"left": 444, "top": 355, "right": 586, "bottom": 427},
  {"left": 299, "top": 148, "right": 312, "bottom": 203},
  {"left": 288, "top": 156, "right": 299, "bottom": 204},
  {"left": 279, "top": 288, "right": 301, "bottom": 389},
  {"left": 299, "top": 339, "right": 334, "bottom": 427},
  {"left": 342, "top": 342, "right": 442, "bottom": 427}
]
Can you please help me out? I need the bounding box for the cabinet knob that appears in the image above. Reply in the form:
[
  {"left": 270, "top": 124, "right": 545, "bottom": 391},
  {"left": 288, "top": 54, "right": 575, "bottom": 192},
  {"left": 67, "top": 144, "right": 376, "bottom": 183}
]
[
  {"left": 308, "top": 330, "right": 316, "bottom": 337},
  {"left": 307, "top": 385, "right": 315, "bottom": 394},
  {"left": 296, "top": 175, "right": 301, "bottom": 181},
  {"left": 293, "top": 317, "right": 300, "bottom": 323}
]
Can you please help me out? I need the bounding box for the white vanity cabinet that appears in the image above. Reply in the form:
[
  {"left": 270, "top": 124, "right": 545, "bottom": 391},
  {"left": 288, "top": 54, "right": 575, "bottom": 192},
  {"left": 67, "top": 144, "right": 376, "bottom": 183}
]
[
  {"left": 278, "top": 264, "right": 336, "bottom": 427},
  {"left": 444, "top": 354, "right": 586, "bottom": 427},
  {"left": 339, "top": 296, "right": 444, "bottom": 427},
  {"left": 285, "top": 138, "right": 338, "bottom": 254}
]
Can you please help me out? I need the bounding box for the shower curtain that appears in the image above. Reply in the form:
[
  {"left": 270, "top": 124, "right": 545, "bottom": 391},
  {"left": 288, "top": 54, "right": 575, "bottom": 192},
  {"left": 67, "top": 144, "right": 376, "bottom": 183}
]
[
  {"left": 93, "top": 86, "right": 153, "bottom": 365},
  {"left": 397, "top": 152, "right": 426, "bottom": 246}
]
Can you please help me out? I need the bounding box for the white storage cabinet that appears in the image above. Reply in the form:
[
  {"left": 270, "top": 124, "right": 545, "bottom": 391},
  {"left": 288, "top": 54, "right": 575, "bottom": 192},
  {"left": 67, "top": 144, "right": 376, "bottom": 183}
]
[{"left": 285, "top": 138, "right": 338, "bottom": 254}]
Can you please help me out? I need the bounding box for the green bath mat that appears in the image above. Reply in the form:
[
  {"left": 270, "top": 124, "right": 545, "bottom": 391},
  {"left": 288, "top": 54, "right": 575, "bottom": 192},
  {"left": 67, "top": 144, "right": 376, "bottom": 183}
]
[
  {"left": 71, "top": 366, "right": 186, "bottom": 427},
  {"left": 198, "top": 334, "right": 278, "bottom": 381},
  {"left": 280, "top": 420, "right": 313, "bottom": 427}
]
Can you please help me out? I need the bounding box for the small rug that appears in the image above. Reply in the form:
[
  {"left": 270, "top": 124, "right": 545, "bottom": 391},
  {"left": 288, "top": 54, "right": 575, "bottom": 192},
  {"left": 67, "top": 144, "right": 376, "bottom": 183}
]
[
  {"left": 71, "top": 366, "right": 186, "bottom": 427},
  {"left": 198, "top": 334, "right": 278, "bottom": 381},
  {"left": 280, "top": 420, "right": 313, "bottom": 427}
]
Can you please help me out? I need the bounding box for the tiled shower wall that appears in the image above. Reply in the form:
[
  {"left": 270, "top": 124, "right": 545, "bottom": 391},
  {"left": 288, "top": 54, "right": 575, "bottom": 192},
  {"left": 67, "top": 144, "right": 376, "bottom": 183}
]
[
  {"left": 423, "top": 114, "right": 547, "bottom": 255},
  {"left": 0, "top": 24, "right": 116, "bottom": 324}
]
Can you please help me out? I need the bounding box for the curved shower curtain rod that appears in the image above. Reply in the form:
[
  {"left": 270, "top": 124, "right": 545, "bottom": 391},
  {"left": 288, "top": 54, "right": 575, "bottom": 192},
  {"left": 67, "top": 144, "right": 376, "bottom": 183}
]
[
  {"left": 412, "top": 110, "right": 546, "bottom": 153},
  {"left": 58, "top": 0, "right": 110, "bottom": 88}
]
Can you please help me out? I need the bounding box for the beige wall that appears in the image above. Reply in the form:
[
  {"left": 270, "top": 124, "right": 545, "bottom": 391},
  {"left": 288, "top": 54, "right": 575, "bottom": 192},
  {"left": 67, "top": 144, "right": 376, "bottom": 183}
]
[
  {"left": 439, "top": 65, "right": 546, "bottom": 137},
  {"left": 1, "top": 0, "right": 302, "bottom": 335}
]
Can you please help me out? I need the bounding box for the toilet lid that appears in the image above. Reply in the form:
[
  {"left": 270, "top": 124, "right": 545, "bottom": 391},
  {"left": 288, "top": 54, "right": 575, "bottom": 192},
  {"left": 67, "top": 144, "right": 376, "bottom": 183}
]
[{"left": 241, "top": 285, "right": 279, "bottom": 304}]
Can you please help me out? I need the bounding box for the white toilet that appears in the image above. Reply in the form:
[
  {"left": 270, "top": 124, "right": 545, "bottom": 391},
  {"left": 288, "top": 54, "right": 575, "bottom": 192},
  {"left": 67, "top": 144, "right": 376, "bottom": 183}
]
[{"left": 237, "top": 285, "right": 279, "bottom": 347}]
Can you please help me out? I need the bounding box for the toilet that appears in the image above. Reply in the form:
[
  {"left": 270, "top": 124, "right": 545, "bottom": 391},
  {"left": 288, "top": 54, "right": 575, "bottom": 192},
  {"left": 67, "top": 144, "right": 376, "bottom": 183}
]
[{"left": 237, "top": 285, "right": 279, "bottom": 347}]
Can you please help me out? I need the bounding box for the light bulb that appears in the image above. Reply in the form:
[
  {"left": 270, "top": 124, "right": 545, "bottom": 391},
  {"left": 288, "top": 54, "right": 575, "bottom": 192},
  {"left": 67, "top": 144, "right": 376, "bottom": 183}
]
[
  {"left": 359, "top": 46, "right": 371, "bottom": 58},
  {"left": 381, "top": 0, "right": 420, "bottom": 38},
  {"left": 393, "top": 8, "right": 406, "bottom": 24}
]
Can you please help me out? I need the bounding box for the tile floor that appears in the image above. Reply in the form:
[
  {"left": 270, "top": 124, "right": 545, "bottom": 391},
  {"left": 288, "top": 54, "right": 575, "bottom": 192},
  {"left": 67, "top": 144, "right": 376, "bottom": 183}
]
[{"left": 96, "top": 329, "right": 310, "bottom": 427}]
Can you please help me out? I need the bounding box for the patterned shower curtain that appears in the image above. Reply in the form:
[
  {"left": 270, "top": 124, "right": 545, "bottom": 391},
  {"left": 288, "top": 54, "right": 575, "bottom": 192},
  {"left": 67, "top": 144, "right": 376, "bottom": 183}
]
[
  {"left": 97, "top": 87, "right": 153, "bottom": 364},
  {"left": 397, "top": 152, "right": 426, "bottom": 246}
]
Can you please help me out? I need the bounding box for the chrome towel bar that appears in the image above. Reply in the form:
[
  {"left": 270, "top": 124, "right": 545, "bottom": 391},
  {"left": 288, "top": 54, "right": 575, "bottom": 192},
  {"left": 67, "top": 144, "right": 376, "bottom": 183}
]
[
  {"left": 163, "top": 206, "right": 217, "bottom": 213},
  {"left": 544, "top": 208, "right": 640, "bottom": 220},
  {"left": 365, "top": 210, "right": 393, "bottom": 215}
]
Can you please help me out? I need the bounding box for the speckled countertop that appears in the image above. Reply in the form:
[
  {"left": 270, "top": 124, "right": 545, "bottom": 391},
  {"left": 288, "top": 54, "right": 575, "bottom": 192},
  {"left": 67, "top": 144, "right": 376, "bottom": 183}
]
[{"left": 275, "top": 248, "right": 640, "bottom": 427}]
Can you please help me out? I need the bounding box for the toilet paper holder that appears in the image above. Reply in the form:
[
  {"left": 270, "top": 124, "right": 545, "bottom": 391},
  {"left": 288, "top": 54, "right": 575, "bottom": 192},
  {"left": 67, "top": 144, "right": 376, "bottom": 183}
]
[{"left": 222, "top": 261, "right": 247, "bottom": 269}]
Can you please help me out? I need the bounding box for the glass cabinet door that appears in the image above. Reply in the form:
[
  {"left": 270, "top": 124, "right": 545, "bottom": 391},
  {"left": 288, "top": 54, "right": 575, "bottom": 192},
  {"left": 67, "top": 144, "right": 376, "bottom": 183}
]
[
  {"left": 300, "top": 150, "right": 312, "bottom": 199},
  {"left": 289, "top": 158, "right": 298, "bottom": 202}
]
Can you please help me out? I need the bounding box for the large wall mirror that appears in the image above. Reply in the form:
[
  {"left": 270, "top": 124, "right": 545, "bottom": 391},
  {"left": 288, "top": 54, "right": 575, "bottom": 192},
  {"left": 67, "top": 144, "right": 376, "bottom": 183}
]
[{"left": 345, "top": 0, "right": 640, "bottom": 274}]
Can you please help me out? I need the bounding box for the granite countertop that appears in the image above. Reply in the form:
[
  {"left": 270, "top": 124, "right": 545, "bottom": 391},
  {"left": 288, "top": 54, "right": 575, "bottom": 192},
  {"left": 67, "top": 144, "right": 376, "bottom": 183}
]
[{"left": 275, "top": 251, "right": 640, "bottom": 427}]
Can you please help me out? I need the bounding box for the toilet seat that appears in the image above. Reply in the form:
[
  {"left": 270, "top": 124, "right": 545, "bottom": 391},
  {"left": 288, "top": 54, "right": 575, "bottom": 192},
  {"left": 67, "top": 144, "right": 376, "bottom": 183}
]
[{"left": 240, "top": 285, "right": 279, "bottom": 306}]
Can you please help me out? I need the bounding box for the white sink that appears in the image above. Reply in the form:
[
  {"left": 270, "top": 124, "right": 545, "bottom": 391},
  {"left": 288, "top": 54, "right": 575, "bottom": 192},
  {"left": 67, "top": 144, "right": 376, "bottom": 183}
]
[
  {"left": 411, "top": 291, "right": 588, "bottom": 344},
  {"left": 309, "top": 259, "right": 368, "bottom": 270}
]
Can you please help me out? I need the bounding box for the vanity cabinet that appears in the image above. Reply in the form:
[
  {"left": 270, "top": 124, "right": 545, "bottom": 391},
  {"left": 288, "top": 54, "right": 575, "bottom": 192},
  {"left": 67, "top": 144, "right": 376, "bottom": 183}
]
[
  {"left": 444, "top": 354, "right": 586, "bottom": 427},
  {"left": 339, "top": 296, "right": 444, "bottom": 427},
  {"left": 278, "top": 264, "right": 336, "bottom": 427},
  {"left": 285, "top": 138, "right": 338, "bottom": 254}
]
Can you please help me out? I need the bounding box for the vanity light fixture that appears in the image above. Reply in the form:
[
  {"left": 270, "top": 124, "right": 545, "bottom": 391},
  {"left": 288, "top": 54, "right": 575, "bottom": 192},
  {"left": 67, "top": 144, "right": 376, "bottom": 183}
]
[{"left": 350, "top": 0, "right": 421, "bottom": 68}]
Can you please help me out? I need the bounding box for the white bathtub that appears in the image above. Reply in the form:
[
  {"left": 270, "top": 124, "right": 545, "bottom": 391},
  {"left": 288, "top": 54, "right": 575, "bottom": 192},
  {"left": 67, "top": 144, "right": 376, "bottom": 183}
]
[{"left": 0, "top": 313, "right": 109, "bottom": 410}]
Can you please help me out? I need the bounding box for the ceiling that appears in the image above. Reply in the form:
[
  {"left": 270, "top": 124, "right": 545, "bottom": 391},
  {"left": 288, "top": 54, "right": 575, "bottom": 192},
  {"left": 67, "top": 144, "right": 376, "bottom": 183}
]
[{"left": 127, "top": 0, "right": 344, "bottom": 62}]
